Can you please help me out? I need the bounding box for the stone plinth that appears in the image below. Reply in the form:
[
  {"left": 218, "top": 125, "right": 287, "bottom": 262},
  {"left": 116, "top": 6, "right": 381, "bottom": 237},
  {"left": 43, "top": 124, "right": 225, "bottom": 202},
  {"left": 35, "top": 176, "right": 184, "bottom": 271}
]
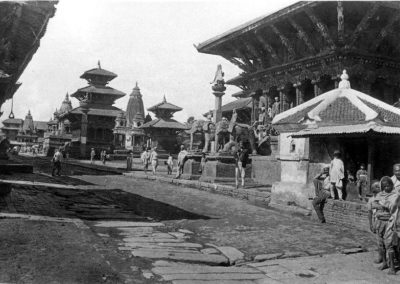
[
  {"left": 182, "top": 158, "right": 202, "bottom": 180},
  {"left": 251, "top": 155, "right": 280, "bottom": 185},
  {"left": 271, "top": 181, "right": 313, "bottom": 209},
  {"left": 199, "top": 159, "right": 251, "bottom": 183}
]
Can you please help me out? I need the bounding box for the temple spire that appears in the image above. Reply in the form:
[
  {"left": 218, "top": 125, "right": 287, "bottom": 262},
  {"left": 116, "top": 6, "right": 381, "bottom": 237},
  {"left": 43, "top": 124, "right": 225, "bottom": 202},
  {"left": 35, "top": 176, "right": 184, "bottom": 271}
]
[
  {"left": 163, "top": 95, "right": 166, "bottom": 102},
  {"left": 98, "top": 60, "right": 101, "bottom": 69}
]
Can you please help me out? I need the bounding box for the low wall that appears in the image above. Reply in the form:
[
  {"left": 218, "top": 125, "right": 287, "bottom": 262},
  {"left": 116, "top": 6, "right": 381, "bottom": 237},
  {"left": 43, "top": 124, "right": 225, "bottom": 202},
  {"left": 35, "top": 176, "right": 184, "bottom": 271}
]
[
  {"left": 312, "top": 199, "right": 369, "bottom": 232},
  {"left": 251, "top": 156, "right": 280, "bottom": 185}
]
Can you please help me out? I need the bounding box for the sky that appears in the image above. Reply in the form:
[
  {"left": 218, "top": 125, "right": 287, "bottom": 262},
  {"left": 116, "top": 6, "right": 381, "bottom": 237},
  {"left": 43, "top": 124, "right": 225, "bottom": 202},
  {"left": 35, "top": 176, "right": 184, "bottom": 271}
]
[{"left": 2, "top": 0, "right": 297, "bottom": 123}]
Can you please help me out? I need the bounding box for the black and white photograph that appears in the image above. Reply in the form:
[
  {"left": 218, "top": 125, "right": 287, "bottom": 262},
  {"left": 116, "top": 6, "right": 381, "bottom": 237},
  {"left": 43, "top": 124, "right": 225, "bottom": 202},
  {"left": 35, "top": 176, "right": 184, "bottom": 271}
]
[{"left": 1, "top": 0, "right": 400, "bottom": 283}]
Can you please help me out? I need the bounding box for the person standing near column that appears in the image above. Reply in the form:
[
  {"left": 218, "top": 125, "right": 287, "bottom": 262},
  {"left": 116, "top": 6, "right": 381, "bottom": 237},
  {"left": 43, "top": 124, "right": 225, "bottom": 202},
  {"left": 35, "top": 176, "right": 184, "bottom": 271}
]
[
  {"left": 52, "top": 148, "right": 63, "bottom": 176},
  {"left": 150, "top": 147, "right": 158, "bottom": 175},
  {"left": 176, "top": 145, "right": 188, "bottom": 178},
  {"left": 391, "top": 164, "right": 400, "bottom": 194},
  {"left": 90, "top": 148, "right": 95, "bottom": 164},
  {"left": 234, "top": 142, "right": 249, "bottom": 189},
  {"left": 330, "top": 150, "right": 345, "bottom": 200}
]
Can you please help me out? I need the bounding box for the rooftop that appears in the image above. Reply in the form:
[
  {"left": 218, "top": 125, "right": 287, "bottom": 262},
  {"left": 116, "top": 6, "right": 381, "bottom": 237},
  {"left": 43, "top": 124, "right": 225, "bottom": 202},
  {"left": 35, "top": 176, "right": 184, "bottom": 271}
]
[
  {"left": 273, "top": 70, "right": 400, "bottom": 135},
  {"left": 140, "top": 118, "right": 187, "bottom": 130},
  {"left": 147, "top": 96, "right": 183, "bottom": 112}
]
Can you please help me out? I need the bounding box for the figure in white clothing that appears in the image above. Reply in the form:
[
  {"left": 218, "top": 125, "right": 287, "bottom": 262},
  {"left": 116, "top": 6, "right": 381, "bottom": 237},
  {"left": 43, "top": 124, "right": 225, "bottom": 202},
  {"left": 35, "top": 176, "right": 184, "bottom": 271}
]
[{"left": 330, "top": 150, "right": 345, "bottom": 200}]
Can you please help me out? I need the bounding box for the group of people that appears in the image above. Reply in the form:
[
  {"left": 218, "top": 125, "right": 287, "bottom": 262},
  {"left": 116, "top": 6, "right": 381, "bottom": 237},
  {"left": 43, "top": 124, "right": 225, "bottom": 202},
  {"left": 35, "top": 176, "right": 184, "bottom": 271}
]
[
  {"left": 139, "top": 145, "right": 188, "bottom": 177},
  {"left": 313, "top": 150, "right": 400, "bottom": 274},
  {"left": 90, "top": 148, "right": 108, "bottom": 165}
]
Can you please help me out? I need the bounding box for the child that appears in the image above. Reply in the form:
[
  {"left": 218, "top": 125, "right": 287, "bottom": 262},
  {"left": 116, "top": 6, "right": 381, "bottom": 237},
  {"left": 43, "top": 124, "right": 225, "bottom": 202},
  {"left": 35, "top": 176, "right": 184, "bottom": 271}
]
[
  {"left": 199, "top": 152, "right": 207, "bottom": 174},
  {"left": 356, "top": 164, "right": 368, "bottom": 198},
  {"left": 167, "top": 153, "right": 173, "bottom": 175},
  {"left": 371, "top": 176, "right": 398, "bottom": 274},
  {"left": 367, "top": 180, "right": 381, "bottom": 263}
]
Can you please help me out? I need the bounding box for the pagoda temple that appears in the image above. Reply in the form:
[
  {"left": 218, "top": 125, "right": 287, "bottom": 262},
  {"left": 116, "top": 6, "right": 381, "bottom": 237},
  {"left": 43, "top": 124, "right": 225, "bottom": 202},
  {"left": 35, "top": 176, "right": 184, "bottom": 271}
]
[
  {"left": 140, "top": 96, "right": 187, "bottom": 154},
  {"left": 196, "top": 1, "right": 400, "bottom": 125},
  {"left": 55, "top": 62, "right": 125, "bottom": 157},
  {"left": 113, "top": 82, "right": 146, "bottom": 152}
]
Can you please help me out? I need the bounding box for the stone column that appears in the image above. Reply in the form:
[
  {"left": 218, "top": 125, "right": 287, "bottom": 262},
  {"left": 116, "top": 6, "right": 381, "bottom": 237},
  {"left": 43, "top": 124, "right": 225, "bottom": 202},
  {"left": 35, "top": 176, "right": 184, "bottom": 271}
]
[
  {"left": 80, "top": 111, "right": 88, "bottom": 158},
  {"left": 211, "top": 65, "right": 226, "bottom": 153}
]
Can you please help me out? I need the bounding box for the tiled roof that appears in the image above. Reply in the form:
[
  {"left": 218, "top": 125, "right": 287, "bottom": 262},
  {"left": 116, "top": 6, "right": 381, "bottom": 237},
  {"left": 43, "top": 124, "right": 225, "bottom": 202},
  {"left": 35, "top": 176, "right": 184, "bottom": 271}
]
[
  {"left": 318, "top": 97, "right": 365, "bottom": 122},
  {"left": 67, "top": 106, "right": 123, "bottom": 117},
  {"left": 148, "top": 98, "right": 182, "bottom": 112},
  {"left": 273, "top": 74, "right": 400, "bottom": 128},
  {"left": 80, "top": 68, "right": 117, "bottom": 79},
  {"left": 292, "top": 122, "right": 400, "bottom": 137},
  {"left": 273, "top": 71, "right": 400, "bottom": 135},
  {"left": 71, "top": 85, "right": 125, "bottom": 98},
  {"left": 2, "top": 118, "right": 23, "bottom": 124},
  {"left": 221, "top": 98, "right": 252, "bottom": 112},
  {"left": 140, "top": 118, "right": 187, "bottom": 130}
]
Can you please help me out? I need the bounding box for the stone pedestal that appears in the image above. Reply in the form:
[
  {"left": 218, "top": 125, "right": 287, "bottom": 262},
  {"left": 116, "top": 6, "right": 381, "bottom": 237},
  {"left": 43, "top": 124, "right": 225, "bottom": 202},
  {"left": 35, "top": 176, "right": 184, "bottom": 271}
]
[
  {"left": 271, "top": 181, "right": 313, "bottom": 209},
  {"left": 182, "top": 158, "right": 202, "bottom": 180},
  {"left": 251, "top": 155, "right": 281, "bottom": 185},
  {"left": 199, "top": 159, "right": 251, "bottom": 183}
]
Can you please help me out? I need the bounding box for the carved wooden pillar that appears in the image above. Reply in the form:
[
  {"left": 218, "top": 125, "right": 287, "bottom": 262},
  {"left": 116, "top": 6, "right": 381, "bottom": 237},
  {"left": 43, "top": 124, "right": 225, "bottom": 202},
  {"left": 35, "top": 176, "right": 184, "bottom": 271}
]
[
  {"left": 294, "top": 82, "right": 305, "bottom": 105},
  {"left": 311, "top": 80, "right": 321, "bottom": 97}
]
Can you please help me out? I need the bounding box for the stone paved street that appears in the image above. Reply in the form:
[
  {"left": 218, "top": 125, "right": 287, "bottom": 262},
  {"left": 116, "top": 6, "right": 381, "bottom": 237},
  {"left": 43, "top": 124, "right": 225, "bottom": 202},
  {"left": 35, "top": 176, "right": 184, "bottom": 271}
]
[{"left": 80, "top": 174, "right": 376, "bottom": 257}]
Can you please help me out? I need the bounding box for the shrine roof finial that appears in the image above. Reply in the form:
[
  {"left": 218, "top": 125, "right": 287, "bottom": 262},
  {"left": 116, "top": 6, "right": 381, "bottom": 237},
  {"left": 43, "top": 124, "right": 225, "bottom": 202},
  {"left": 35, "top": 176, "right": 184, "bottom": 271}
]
[
  {"left": 338, "top": 70, "right": 351, "bottom": 89},
  {"left": 98, "top": 60, "right": 101, "bottom": 69},
  {"left": 163, "top": 95, "right": 167, "bottom": 102}
]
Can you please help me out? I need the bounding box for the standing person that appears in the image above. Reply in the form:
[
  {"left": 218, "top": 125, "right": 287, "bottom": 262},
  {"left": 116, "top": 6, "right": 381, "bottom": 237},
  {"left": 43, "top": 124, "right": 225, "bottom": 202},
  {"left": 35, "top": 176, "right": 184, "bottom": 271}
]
[
  {"left": 312, "top": 167, "right": 331, "bottom": 223},
  {"left": 329, "top": 150, "right": 345, "bottom": 200},
  {"left": 90, "top": 148, "right": 95, "bottom": 164},
  {"left": 141, "top": 147, "right": 150, "bottom": 174},
  {"left": 100, "top": 150, "right": 105, "bottom": 164},
  {"left": 51, "top": 148, "right": 63, "bottom": 176},
  {"left": 176, "top": 145, "right": 188, "bottom": 178},
  {"left": 356, "top": 163, "right": 368, "bottom": 198},
  {"left": 234, "top": 142, "right": 249, "bottom": 189},
  {"left": 150, "top": 147, "right": 158, "bottom": 175},
  {"left": 199, "top": 152, "right": 207, "bottom": 174},
  {"left": 391, "top": 163, "right": 400, "bottom": 194},
  {"left": 367, "top": 180, "right": 382, "bottom": 263},
  {"left": 371, "top": 177, "right": 398, "bottom": 274},
  {"left": 126, "top": 151, "right": 133, "bottom": 171},
  {"left": 271, "top": 97, "right": 281, "bottom": 118},
  {"left": 166, "top": 153, "right": 173, "bottom": 175}
]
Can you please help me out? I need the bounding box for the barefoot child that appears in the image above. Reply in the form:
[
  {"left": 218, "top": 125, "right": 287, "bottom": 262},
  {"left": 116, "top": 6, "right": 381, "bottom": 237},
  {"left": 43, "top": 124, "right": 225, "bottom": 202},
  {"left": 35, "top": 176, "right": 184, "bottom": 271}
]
[
  {"left": 371, "top": 176, "right": 398, "bottom": 274},
  {"left": 367, "top": 180, "right": 381, "bottom": 263}
]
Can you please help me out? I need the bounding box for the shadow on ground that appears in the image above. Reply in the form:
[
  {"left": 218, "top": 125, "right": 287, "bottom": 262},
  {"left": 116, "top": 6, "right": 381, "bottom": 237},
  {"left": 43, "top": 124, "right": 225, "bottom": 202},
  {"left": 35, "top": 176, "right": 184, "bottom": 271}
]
[{"left": 0, "top": 185, "right": 211, "bottom": 222}]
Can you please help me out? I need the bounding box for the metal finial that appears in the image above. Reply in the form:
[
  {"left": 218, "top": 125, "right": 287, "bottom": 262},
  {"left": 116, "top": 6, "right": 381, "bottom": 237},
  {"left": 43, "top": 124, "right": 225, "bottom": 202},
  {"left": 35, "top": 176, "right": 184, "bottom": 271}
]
[
  {"left": 98, "top": 60, "right": 101, "bottom": 69},
  {"left": 338, "top": 70, "right": 351, "bottom": 89},
  {"left": 163, "top": 95, "right": 166, "bottom": 102}
]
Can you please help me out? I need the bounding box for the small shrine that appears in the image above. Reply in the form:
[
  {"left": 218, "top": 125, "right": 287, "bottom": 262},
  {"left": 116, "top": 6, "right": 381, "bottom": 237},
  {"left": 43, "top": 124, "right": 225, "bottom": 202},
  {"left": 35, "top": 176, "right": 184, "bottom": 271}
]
[
  {"left": 113, "top": 82, "right": 146, "bottom": 152},
  {"left": 140, "top": 96, "right": 187, "bottom": 154},
  {"left": 271, "top": 70, "right": 400, "bottom": 207}
]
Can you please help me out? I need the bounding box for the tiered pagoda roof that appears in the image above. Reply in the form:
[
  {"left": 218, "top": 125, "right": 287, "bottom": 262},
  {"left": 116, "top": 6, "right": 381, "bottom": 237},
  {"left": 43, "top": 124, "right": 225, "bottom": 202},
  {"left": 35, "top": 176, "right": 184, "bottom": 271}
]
[
  {"left": 141, "top": 96, "right": 186, "bottom": 130},
  {"left": 196, "top": 1, "right": 400, "bottom": 95},
  {"left": 272, "top": 70, "right": 400, "bottom": 136},
  {"left": 66, "top": 62, "right": 125, "bottom": 118},
  {"left": 0, "top": 1, "right": 57, "bottom": 109}
]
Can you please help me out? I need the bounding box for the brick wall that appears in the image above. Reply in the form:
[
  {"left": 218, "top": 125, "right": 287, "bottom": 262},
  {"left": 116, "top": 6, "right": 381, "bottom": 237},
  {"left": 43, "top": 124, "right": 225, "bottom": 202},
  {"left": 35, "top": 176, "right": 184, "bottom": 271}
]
[{"left": 323, "top": 200, "right": 369, "bottom": 232}]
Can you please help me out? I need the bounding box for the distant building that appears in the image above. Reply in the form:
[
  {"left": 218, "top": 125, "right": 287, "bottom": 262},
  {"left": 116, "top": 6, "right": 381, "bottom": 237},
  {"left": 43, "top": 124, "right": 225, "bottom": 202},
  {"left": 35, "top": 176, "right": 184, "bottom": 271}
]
[
  {"left": 49, "top": 62, "right": 125, "bottom": 157},
  {"left": 0, "top": 110, "right": 47, "bottom": 146},
  {"left": 140, "top": 96, "right": 187, "bottom": 154},
  {"left": 113, "top": 82, "right": 146, "bottom": 152}
]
